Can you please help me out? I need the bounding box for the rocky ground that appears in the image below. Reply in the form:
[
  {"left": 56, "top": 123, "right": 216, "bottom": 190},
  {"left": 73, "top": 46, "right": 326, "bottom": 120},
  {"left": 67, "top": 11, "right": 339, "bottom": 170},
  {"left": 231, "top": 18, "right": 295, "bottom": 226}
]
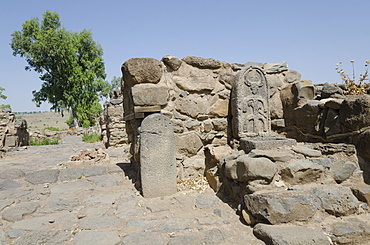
[{"left": 0, "top": 136, "right": 263, "bottom": 245}]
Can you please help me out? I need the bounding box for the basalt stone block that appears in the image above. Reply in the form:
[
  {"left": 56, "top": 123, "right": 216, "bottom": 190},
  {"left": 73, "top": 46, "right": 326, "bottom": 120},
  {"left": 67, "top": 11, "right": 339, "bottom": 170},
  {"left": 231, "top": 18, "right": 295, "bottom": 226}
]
[
  {"left": 329, "top": 218, "right": 370, "bottom": 245},
  {"left": 254, "top": 224, "right": 331, "bottom": 245},
  {"left": 280, "top": 160, "right": 324, "bottom": 184},
  {"left": 122, "top": 58, "right": 163, "bottom": 86},
  {"left": 244, "top": 189, "right": 320, "bottom": 224},
  {"left": 162, "top": 55, "right": 182, "bottom": 71},
  {"left": 240, "top": 137, "right": 297, "bottom": 153},
  {"left": 182, "top": 56, "right": 222, "bottom": 69},
  {"left": 313, "top": 185, "right": 359, "bottom": 216},
  {"left": 140, "top": 113, "right": 177, "bottom": 198},
  {"left": 132, "top": 84, "right": 169, "bottom": 106}
]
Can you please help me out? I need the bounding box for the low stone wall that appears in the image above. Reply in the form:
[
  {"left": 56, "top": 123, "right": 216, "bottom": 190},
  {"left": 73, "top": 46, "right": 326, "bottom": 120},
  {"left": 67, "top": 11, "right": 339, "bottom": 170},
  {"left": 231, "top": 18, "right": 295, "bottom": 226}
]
[
  {"left": 100, "top": 90, "right": 128, "bottom": 148},
  {"left": 0, "top": 112, "right": 29, "bottom": 150},
  {"left": 121, "top": 56, "right": 300, "bottom": 178}
]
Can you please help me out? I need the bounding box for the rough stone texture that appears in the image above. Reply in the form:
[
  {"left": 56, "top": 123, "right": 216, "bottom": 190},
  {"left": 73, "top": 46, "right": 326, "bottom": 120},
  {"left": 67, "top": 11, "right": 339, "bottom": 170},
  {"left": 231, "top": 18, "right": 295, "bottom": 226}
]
[
  {"left": 16, "top": 230, "right": 71, "bottom": 245},
  {"left": 175, "top": 132, "right": 203, "bottom": 157},
  {"left": 263, "top": 62, "right": 288, "bottom": 74},
  {"left": 340, "top": 95, "right": 370, "bottom": 131},
  {"left": 0, "top": 179, "right": 21, "bottom": 190},
  {"left": 285, "top": 70, "right": 301, "bottom": 83},
  {"left": 168, "top": 235, "right": 202, "bottom": 245},
  {"left": 59, "top": 168, "right": 83, "bottom": 181},
  {"left": 122, "top": 232, "right": 164, "bottom": 245},
  {"left": 321, "top": 83, "right": 344, "bottom": 99},
  {"left": 25, "top": 169, "right": 60, "bottom": 184},
  {"left": 74, "top": 230, "right": 121, "bottom": 245},
  {"left": 244, "top": 190, "right": 319, "bottom": 224},
  {"left": 122, "top": 57, "right": 163, "bottom": 86},
  {"left": 231, "top": 66, "right": 271, "bottom": 138},
  {"left": 225, "top": 155, "right": 277, "bottom": 183},
  {"left": 140, "top": 113, "right": 177, "bottom": 197},
  {"left": 328, "top": 218, "right": 370, "bottom": 245},
  {"left": 79, "top": 216, "right": 120, "bottom": 229},
  {"left": 100, "top": 89, "right": 128, "bottom": 147},
  {"left": 0, "top": 112, "right": 29, "bottom": 149},
  {"left": 2, "top": 202, "right": 39, "bottom": 221},
  {"left": 293, "top": 145, "right": 322, "bottom": 157},
  {"left": 195, "top": 195, "right": 219, "bottom": 209},
  {"left": 331, "top": 160, "right": 357, "bottom": 183},
  {"left": 294, "top": 80, "right": 316, "bottom": 107},
  {"left": 240, "top": 137, "right": 296, "bottom": 153},
  {"left": 280, "top": 160, "right": 324, "bottom": 184},
  {"left": 253, "top": 224, "right": 331, "bottom": 245},
  {"left": 132, "top": 83, "right": 169, "bottom": 106},
  {"left": 182, "top": 56, "right": 222, "bottom": 69},
  {"left": 162, "top": 55, "right": 182, "bottom": 71},
  {"left": 314, "top": 185, "right": 359, "bottom": 216},
  {"left": 351, "top": 183, "right": 370, "bottom": 204},
  {"left": 83, "top": 166, "right": 106, "bottom": 177},
  {"left": 0, "top": 168, "right": 25, "bottom": 179},
  {"left": 249, "top": 149, "right": 294, "bottom": 162}
]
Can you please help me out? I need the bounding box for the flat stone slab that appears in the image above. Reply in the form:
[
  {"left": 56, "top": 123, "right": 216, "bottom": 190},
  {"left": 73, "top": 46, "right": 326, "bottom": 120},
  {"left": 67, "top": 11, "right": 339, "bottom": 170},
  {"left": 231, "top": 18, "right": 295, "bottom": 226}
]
[
  {"left": 240, "top": 137, "right": 297, "bottom": 153},
  {"left": 74, "top": 230, "right": 121, "bottom": 245},
  {"left": 253, "top": 224, "right": 331, "bottom": 245},
  {"left": 25, "top": 169, "right": 60, "bottom": 184},
  {"left": 2, "top": 202, "right": 39, "bottom": 222}
]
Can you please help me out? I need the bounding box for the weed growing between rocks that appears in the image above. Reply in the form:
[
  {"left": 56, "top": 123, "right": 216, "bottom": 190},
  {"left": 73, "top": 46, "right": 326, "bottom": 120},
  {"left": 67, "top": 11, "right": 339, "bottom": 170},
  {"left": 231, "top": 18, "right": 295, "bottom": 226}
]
[
  {"left": 44, "top": 126, "right": 62, "bottom": 131},
  {"left": 30, "top": 137, "right": 60, "bottom": 145},
  {"left": 336, "top": 60, "right": 370, "bottom": 95},
  {"left": 82, "top": 132, "right": 101, "bottom": 143}
]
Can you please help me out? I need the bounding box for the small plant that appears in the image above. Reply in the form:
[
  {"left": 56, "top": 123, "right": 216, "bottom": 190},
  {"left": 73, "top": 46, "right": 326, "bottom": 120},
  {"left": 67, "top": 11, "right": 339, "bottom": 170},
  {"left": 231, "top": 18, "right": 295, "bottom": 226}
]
[
  {"left": 82, "top": 132, "right": 101, "bottom": 143},
  {"left": 15, "top": 116, "right": 22, "bottom": 119},
  {"left": 336, "top": 60, "right": 369, "bottom": 95},
  {"left": 30, "top": 137, "right": 60, "bottom": 146}
]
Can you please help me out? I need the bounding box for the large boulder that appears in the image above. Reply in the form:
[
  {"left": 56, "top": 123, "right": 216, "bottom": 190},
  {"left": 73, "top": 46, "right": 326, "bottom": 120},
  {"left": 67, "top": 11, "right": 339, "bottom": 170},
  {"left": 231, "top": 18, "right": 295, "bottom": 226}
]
[
  {"left": 280, "top": 160, "right": 324, "bottom": 184},
  {"left": 224, "top": 155, "right": 277, "bottom": 183},
  {"left": 244, "top": 189, "right": 319, "bottom": 224},
  {"left": 122, "top": 58, "right": 163, "bottom": 86},
  {"left": 313, "top": 185, "right": 359, "bottom": 216},
  {"left": 340, "top": 95, "right": 370, "bottom": 131},
  {"left": 132, "top": 84, "right": 169, "bottom": 106}
]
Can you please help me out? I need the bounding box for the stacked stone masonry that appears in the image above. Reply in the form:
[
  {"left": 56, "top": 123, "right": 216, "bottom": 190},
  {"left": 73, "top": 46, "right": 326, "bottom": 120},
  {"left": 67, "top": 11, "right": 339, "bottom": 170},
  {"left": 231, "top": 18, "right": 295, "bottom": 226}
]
[{"left": 0, "top": 111, "right": 29, "bottom": 153}]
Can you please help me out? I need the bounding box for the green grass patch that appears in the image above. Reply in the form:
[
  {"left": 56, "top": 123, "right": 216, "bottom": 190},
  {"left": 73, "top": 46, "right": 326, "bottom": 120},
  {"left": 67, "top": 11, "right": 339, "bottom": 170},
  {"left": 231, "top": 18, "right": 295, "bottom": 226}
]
[
  {"left": 44, "top": 126, "right": 62, "bottom": 131},
  {"left": 30, "top": 137, "right": 60, "bottom": 146},
  {"left": 82, "top": 132, "right": 101, "bottom": 143}
]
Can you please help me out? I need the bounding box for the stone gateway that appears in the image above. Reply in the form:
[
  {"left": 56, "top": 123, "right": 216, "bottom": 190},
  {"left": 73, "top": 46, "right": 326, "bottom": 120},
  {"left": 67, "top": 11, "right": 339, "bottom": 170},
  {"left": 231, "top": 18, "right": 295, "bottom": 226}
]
[
  {"left": 231, "top": 66, "right": 271, "bottom": 138},
  {"left": 140, "top": 113, "right": 177, "bottom": 198}
]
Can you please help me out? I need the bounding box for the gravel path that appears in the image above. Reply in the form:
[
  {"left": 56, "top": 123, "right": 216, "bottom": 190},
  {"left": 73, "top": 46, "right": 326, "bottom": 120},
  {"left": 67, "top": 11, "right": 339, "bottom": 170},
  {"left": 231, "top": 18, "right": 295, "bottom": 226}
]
[{"left": 0, "top": 137, "right": 261, "bottom": 244}]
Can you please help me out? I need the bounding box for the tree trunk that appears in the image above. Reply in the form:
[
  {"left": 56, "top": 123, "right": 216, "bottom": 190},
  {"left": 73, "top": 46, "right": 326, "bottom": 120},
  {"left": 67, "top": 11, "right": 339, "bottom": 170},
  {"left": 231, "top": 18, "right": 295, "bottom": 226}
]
[{"left": 71, "top": 108, "right": 79, "bottom": 129}]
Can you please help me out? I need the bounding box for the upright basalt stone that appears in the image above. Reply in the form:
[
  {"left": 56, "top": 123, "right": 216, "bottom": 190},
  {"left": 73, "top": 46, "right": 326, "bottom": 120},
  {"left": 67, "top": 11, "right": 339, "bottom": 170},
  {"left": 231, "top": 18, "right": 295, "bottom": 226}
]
[
  {"left": 231, "top": 66, "right": 271, "bottom": 138},
  {"left": 140, "top": 113, "right": 177, "bottom": 198}
]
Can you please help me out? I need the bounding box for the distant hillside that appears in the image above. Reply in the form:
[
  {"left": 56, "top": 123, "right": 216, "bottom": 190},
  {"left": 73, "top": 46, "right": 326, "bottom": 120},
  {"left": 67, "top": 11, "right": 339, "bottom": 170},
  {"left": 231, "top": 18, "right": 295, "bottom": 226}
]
[{"left": 16, "top": 111, "right": 71, "bottom": 131}]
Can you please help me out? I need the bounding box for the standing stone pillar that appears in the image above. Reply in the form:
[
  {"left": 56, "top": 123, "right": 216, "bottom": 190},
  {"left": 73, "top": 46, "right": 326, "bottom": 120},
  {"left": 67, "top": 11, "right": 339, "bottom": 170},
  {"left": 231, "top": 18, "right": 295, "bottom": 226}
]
[
  {"left": 140, "top": 113, "right": 177, "bottom": 198},
  {"left": 231, "top": 66, "right": 271, "bottom": 138}
]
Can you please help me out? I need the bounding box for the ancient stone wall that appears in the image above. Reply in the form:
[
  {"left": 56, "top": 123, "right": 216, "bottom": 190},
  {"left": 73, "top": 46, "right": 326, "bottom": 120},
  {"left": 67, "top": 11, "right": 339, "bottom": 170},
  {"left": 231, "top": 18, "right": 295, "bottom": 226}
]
[
  {"left": 121, "top": 56, "right": 301, "bottom": 178},
  {"left": 0, "top": 111, "right": 29, "bottom": 151},
  {"left": 100, "top": 89, "right": 128, "bottom": 148}
]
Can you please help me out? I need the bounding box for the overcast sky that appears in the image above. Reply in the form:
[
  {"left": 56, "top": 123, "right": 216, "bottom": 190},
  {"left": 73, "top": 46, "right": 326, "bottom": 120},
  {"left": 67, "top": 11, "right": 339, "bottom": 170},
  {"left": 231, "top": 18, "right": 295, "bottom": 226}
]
[{"left": 1, "top": 0, "right": 370, "bottom": 112}]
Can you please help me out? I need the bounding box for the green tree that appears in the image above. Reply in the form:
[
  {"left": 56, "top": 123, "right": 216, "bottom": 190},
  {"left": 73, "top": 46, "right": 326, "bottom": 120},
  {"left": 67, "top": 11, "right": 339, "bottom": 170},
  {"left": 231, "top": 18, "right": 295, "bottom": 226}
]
[
  {"left": 10, "top": 10, "right": 109, "bottom": 127},
  {"left": 0, "top": 87, "right": 11, "bottom": 112},
  {"left": 0, "top": 87, "right": 7, "bottom": 100},
  {"left": 110, "top": 76, "right": 122, "bottom": 92}
]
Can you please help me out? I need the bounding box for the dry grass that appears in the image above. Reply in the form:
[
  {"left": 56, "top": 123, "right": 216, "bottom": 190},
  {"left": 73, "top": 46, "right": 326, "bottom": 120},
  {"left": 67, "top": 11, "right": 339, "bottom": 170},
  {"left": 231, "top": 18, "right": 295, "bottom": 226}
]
[
  {"left": 16, "top": 111, "right": 70, "bottom": 131},
  {"left": 177, "top": 176, "right": 209, "bottom": 193},
  {"left": 336, "top": 60, "right": 369, "bottom": 95}
]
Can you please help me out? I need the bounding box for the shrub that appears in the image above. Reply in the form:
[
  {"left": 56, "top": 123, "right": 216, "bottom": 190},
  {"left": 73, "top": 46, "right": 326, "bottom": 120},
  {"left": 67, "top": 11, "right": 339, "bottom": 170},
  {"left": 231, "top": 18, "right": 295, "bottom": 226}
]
[
  {"left": 336, "top": 60, "right": 369, "bottom": 95},
  {"left": 82, "top": 132, "right": 101, "bottom": 143},
  {"left": 30, "top": 137, "right": 60, "bottom": 146}
]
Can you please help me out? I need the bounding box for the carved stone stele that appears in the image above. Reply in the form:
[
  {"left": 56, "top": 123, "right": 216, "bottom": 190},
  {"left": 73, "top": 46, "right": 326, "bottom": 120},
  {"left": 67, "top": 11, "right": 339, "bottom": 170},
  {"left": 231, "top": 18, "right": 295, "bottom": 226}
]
[{"left": 231, "top": 66, "right": 271, "bottom": 138}]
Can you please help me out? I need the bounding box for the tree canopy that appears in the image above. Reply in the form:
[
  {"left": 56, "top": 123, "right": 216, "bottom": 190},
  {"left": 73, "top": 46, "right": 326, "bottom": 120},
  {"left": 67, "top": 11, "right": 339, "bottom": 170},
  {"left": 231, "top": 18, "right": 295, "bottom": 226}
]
[{"left": 10, "top": 10, "right": 110, "bottom": 127}]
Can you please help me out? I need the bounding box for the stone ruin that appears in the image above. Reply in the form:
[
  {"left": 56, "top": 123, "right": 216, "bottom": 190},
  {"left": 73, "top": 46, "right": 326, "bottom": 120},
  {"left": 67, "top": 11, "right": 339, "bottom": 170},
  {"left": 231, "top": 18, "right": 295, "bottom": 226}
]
[
  {"left": 99, "top": 55, "right": 370, "bottom": 244},
  {"left": 0, "top": 110, "right": 29, "bottom": 156},
  {"left": 100, "top": 89, "right": 128, "bottom": 148}
]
